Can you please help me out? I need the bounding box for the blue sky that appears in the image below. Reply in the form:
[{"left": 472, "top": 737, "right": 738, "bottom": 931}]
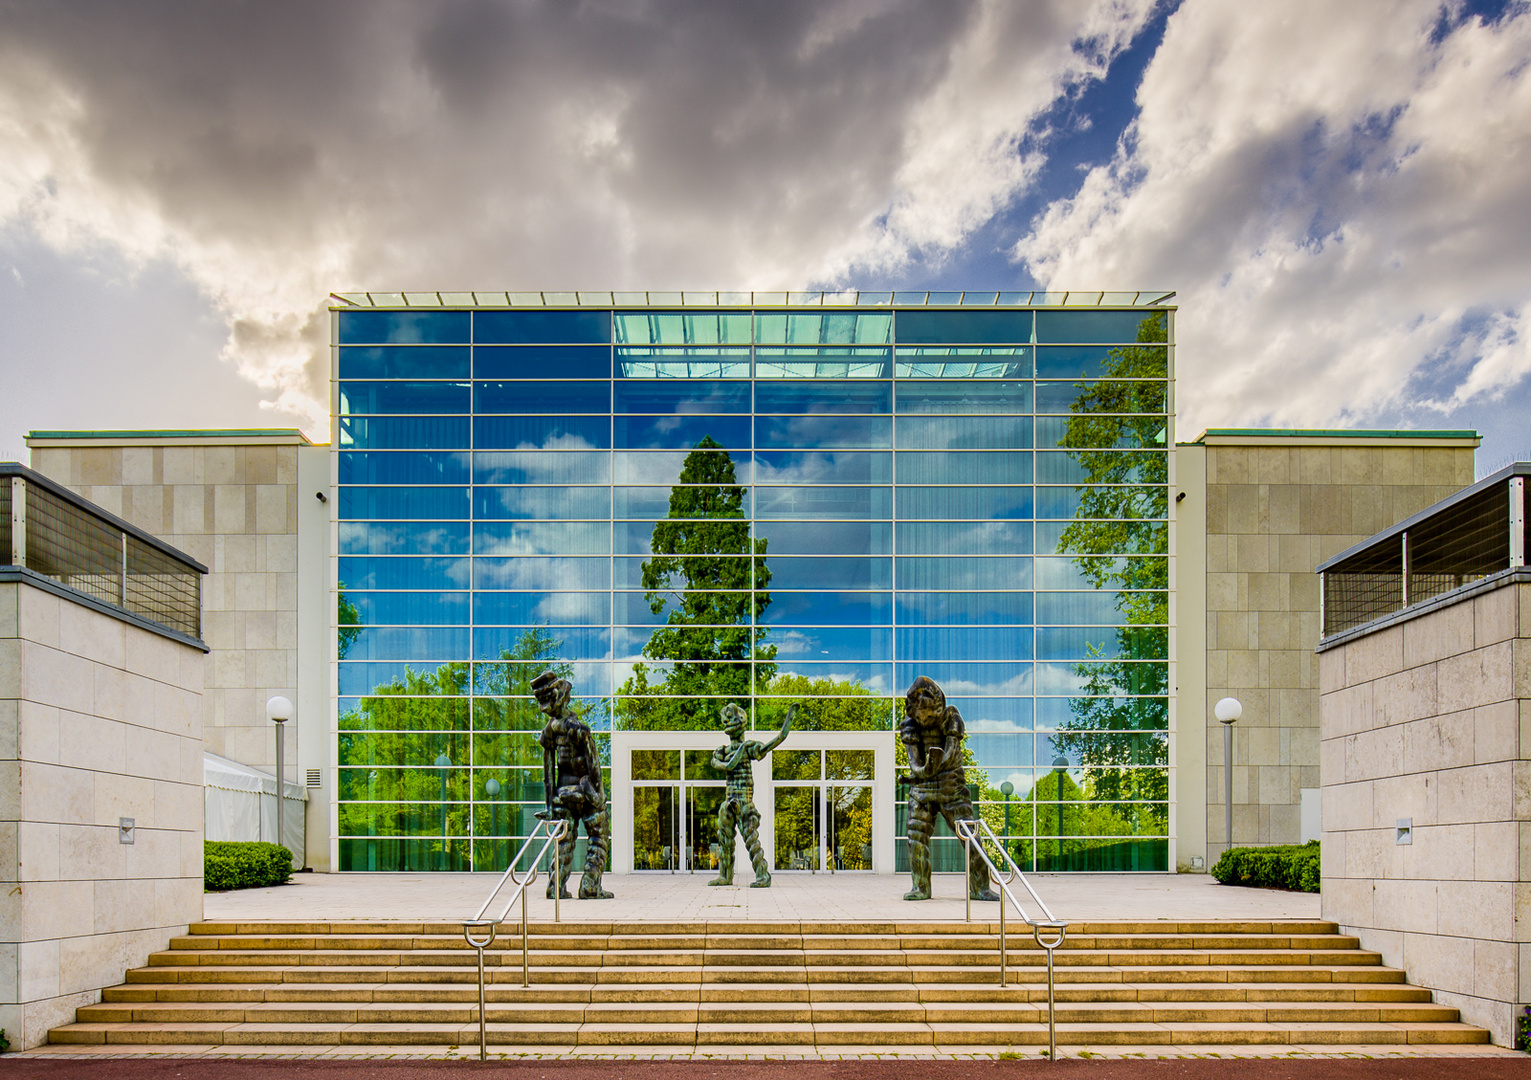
[{"left": 2, "top": 0, "right": 1529, "bottom": 473}]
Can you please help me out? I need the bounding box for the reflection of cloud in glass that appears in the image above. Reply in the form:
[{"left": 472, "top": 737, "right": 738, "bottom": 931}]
[
  {"left": 533, "top": 592, "right": 611, "bottom": 625},
  {"left": 343, "top": 523, "right": 463, "bottom": 555},
  {"left": 475, "top": 557, "right": 609, "bottom": 591},
  {"left": 514, "top": 433, "right": 597, "bottom": 452},
  {"left": 755, "top": 452, "right": 869, "bottom": 485},
  {"left": 908, "top": 668, "right": 1034, "bottom": 697}
]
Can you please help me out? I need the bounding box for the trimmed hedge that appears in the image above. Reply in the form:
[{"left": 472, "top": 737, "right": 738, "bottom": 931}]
[
  {"left": 1210, "top": 841, "right": 1319, "bottom": 892},
  {"left": 204, "top": 841, "right": 294, "bottom": 891}
]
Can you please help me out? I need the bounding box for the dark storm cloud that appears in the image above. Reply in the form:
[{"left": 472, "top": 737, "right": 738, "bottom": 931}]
[{"left": 0, "top": 0, "right": 1153, "bottom": 428}]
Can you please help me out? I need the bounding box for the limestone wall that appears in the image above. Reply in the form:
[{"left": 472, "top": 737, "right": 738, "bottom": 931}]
[
  {"left": 0, "top": 579, "right": 204, "bottom": 1048},
  {"left": 1318, "top": 577, "right": 1531, "bottom": 1045},
  {"left": 1194, "top": 435, "right": 1475, "bottom": 863},
  {"left": 28, "top": 436, "right": 304, "bottom": 775}
]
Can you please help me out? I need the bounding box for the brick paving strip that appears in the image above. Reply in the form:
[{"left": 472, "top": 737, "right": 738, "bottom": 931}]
[{"left": 1, "top": 1050, "right": 1530, "bottom": 1077}]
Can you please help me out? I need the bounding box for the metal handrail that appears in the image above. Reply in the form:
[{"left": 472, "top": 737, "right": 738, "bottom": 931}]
[
  {"left": 955, "top": 817, "right": 1068, "bottom": 1062},
  {"left": 461, "top": 818, "right": 569, "bottom": 1061}
]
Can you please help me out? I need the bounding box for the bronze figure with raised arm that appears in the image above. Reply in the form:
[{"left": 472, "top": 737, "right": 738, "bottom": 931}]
[
  {"left": 901, "top": 675, "right": 997, "bottom": 901},
  {"left": 532, "top": 670, "right": 612, "bottom": 899},
  {"left": 708, "top": 702, "right": 794, "bottom": 888}
]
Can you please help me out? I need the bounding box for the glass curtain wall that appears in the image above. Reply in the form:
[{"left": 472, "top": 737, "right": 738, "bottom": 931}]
[{"left": 333, "top": 303, "right": 1170, "bottom": 872}]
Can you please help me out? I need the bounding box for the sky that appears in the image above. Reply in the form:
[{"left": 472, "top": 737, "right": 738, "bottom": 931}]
[{"left": 2, "top": 0, "right": 1530, "bottom": 474}]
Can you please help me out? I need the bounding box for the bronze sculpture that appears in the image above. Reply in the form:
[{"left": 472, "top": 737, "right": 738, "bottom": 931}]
[
  {"left": 901, "top": 675, "right": 997, "bottom": 901},
  {"left": 708, "top": 702, "right": 794, "bottom": 888},
  {"left": 532, "top": 670, "right": 611, "bottom": 899}
]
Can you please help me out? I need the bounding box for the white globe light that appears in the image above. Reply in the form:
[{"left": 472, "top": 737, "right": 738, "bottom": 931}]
[
  {"left": 1214, "top": 697, "right": 1243, "bottom": 724},
  {"left": 265, "top": 695, "right": 293, "bottom": 723}
]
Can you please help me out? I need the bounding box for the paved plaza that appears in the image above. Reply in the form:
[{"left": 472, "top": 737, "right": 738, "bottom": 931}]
[{"left": 203, "top": 871, "right": 1322, "bottom": 925}]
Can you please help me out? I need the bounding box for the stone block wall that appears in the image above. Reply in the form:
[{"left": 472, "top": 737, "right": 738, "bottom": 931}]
[
  {"left": 1318, "top": 576, "right": 1531, "bottom": 1045},
  {"left": 0, "top": 579, "right": 204, "bottom": 1048},
  {"left": 28, "top": 435, "right": 305, "bottom": 774},
  {"left": 1199, "top": 435, "right": 1475, "bottom": 861}
]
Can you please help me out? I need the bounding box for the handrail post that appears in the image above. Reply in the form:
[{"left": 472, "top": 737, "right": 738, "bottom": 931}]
[
  {"left": 521, "top": 876, "right": 530, "bottom": 988},
  {"left": 554, "top": 819, "right": 562, "bottom": 924},
  {"left": 963, "top": 826, "right": 971, "bottom": 923},
  {"left": 461, "top": 919, "right": 495, "bottom": 1061},
  {"left": 998, "top": 880, "right": 1006, "bottom": 987}
]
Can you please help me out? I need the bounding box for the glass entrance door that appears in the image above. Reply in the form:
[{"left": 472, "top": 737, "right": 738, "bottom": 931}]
[
  {"left": 631, "top": 748, "right": 726, "bottom": 873},
  {"left": 771, "top": 748, "right": 875, "bottom": 873}
]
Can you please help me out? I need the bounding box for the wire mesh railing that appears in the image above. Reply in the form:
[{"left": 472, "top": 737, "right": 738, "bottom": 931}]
[
  {"left": 1, "top": 465, "right": 204, "bottom": 639},
  {"left": 1321, "top": 468, "right": 1527, "bottom": 638}
]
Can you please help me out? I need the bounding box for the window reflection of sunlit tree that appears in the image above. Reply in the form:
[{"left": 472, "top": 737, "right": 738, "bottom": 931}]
[
  {"left": 615, "top": 436, "right": 776, "bottom": 730},
  {"left": 1048, "top": 311, "right": 1172, "bottom": 854}
]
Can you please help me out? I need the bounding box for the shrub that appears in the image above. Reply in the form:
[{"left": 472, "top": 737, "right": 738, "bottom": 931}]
[
  {"left": 1210, "top": 841, "right": 1319, "bottom": 892},
  {"left": 204, "top": 841, "right": 294, "bottom": 891}
]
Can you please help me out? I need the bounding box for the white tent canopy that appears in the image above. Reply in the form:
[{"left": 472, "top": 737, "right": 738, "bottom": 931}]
[{"left": 204, "top": 751, "right": 307, "bottom": 857}]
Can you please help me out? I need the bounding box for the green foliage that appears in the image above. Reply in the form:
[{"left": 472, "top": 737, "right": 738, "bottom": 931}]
[
  {"left": 616, "top": 438, "right": 776, "bottom": 730},
  {"left": 337, "top": 582, "right": 362, "bottom": 660},
  {"left": 204, "top": 841, "right": 294, "bottom": 891},
  {"left": 1210, "top": 841, "right": 1320, "bottom": 892},
  {"left": 758, "top": 673, "right": 895, "bottom": 731},
  {"left": 0, "top": 1027, "right": 9, "bottom": 1053},
  {"left": 1517, "top": 1005, "right": 1531, "bottom": 1052},
  {"left": 1050, "top": 311, "right": 1170, "bottom": 821}
]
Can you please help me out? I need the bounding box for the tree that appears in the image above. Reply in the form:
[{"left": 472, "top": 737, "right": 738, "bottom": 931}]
[
  {"left": 337, "top": 583, "right": 362, "bottom": 660},
  {"left": 1049, "top": 311, "right": 1171, "bottom": 830},
  {"left": 615, "top": 437, "right": 775, "bottom": 729}
]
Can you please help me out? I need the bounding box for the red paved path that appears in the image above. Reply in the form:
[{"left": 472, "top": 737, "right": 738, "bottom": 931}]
[{"left": 2, "top": 1059, "right": 1530, "bottom": 1079}]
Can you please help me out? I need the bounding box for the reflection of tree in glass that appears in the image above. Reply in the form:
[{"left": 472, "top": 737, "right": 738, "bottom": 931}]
[
  {"left": 1051, "top": 311, "right": 1170, "bottom": 835},
  {"left": 616, "top": 437, "right": 775, "bottom": 730},
  {"left": 336, "top": 628, "right": 583, "bottom": 850},
  {"left": 337, "top": 582, "right": 362, "bottom": 660},
  {"left": 756, "top": 673, "right": 894, "bottom": 732}
]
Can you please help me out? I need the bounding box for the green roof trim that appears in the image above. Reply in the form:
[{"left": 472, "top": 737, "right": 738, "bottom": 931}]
[
  {"left": 28, "top": 428, "right": 309, "bottom": 440},
  {"left": 1190, "top": 428, "right": 1478, "bottom": 443}
]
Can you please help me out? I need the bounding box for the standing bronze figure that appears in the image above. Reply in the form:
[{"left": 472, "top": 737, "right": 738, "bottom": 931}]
[
  {"left": 708, "top": 702, "right": 794, "bottom": 888},
  {"left": 532, "top": 670, "right": 612, "bottom": 899},
  {"left": 901, "top": 676, "right": 997, "bottom": 901}
]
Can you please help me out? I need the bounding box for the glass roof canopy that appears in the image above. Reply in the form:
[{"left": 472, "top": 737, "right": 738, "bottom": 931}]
[{"left": 331, "top": 289, "right": 1177, "bottom": 309}]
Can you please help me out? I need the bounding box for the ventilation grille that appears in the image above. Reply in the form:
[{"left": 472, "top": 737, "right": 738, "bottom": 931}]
[{"left": 306, "top": 769, "right": 323, "bottom": 788}]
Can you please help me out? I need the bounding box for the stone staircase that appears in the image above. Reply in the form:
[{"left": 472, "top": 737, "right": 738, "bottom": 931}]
[{"left": 49, "top": 919, "right": 1489, "bottom": 1053}]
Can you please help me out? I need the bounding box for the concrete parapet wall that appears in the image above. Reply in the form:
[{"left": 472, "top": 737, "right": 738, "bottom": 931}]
[
  {"left": 1319, "top": 578, "right": 1531, "bottom": 1045},
  {"left": 0, "top": 580, "right": 204, "bottom": 1048}
]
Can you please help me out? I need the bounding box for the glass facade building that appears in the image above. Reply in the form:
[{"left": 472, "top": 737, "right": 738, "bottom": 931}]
[{"left": 331, "top": 292, "right": 1174, "bottom": 874}]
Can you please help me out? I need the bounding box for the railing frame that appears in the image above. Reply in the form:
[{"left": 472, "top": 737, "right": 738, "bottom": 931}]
[
  {"left": 461, "top": 818, "right": 569, "bottom": 1061},
  {"left": 956, "top": 817, "right": 1068, "bottom": 1061}
]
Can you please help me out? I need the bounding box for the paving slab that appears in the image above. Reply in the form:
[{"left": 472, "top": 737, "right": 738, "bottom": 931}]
[{"left": 205, "top": 871, "right": 1319, "bottom": 924}]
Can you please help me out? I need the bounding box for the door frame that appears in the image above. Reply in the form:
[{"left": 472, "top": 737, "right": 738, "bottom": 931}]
[{"left": 611, "top": 728, "right": 896, "bottom": 875}]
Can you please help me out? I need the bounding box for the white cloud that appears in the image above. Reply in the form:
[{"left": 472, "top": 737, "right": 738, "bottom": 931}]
[
  {"left": 1013, "top": 0, "right": 1531, "bottom": 435},
  {"left": 0, "top": 1, "right": 1154, "bottom": 437}
]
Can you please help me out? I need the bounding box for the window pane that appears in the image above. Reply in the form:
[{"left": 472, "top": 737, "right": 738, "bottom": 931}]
[
  {"left": 473, "top": 416, "right": 610, "bottom": 450},
  {"left": 753, "top": 452, "right": 891, "bottom": 486},
  {"left": 339, "top": 346, "right": 470, "bottom": 379},
  {"left": 474, "top": 521, "right": 611, "bottom": 556},
  {"left": 894, "top": 556, "right": 1032, "bottom": 591},
  {"left": 341, "top": 627, "right": 471, "bottom": 661},
  {"left": 1036, "top": 485, "right": 1167, "bottom": 520},
  {"left": 614, "top": 486, "right": 749, "bottom": 519},
  {"left": 755, "top": 382, "right": 891, "bottom": 414},
  {"left": 755, "top": 520, "right": 893, "bottom": 554},
  {"left": 475, "top": 381, "right": 610, "bottom": 414},
  {"left": 474, "top": 487, "right": 612, "bottom": 520},
  {"left": 338, "top": 557, "right": 470, "bottom": 591},
  {"left": 474, "top": 346, "right": 611, "bottom": 378},
  {"left": 1037, "top": 626, "right": 1166, "bottom": 661},
  {"left": 616, "top": 415, "right": 751, "bottom": 450},
  {"left": 768, "top": 626, "right": 892, "bottom": 662},
  {"left": 615, "top": 348, "right": 752, "bottom": 378},
  {"left": 894, "top": 662, "right": 1031, "bottom": 694},
  {"left": 755, "top": 312, "right": 891, "bottom": 345},
  {"left": 761, "top": 591, "right": 894, "bottom": 625},
  {"left": 1035, "top": 416, "right": 1162, "bottom": 450},
  {"left": 614, "top": 312, "right": 751, "bottom": 346},
  {"left": 339, "top": 452, "right": 470, "bottom": 485},
  {"left": 340, "top": 382, "right": 470, "bottom": 415},
  {"left": 474, "top": 592, "right": 611, "bottom": 626},
  {"left": 1036, "top": 345, "right": 1167, "bottom": 379},
  {"left": 1035, "top": 311, "right": 1163, "bottom": 344},
  {"left": 895, "top": 592, "right": 1033, "bottom": 625},
  {"left": 754, "top": 347, "right": 891, "bottom": 379},
  {"left": 755, "top": 416, "right": 891, "bottom": 449},
  {"left": 338, "top": 699, "right": 470, "bottom": 732},
  {"left": 344, "top": 592, "right": 470, "bottom": 626},
  {"left": 474, "top": 451, "right": 610, "bottom": 485},
  {"left": 340, "top": 521, "right": 470, "bottom": 556},
  {"left": 768, "top": 556, "right": 891, "bottom": 590},
  {"left": 894, "top": 417, "right": 1031, "bottom": 449},
  {"left": 472, "top": 627, "right": 610, "bottom": 661},
  {"left": 340, "top": 311, "right": 471, "bottom": 345},
  {"left": 896, "top": 521, "right": 1031, "bottom": 555},
  {"left": 475, "top": 557, "right": 611, "bottom": 591},
  {"left": 339, "top": 487, "right": 470, "bottom": 520},
  {"left": 1036, "top": 381, "right": 1166, "bottom": 415},
  {"left": 755, "top": 486, "right": 891, "bottom": 520},
  {"left": 339, "top": 416, "right": 471, "bottom": 449},
  {"left": 896, "top": 452, "right": 1032, "bottom": 485},
  {"left": 895, "top": 381, "right": 1031, "bottom": 413},
  {"left": 339, "top": 662, "right": 470, "bottom": 696},
  {"left": 896, "top": 310, "right": 1033, "bottom": 345},
  {"left": 896, "top": 487, "right": 1032, "bottom": 520},
  {"left": 1036, "top": 590, "right": 1151, "bottom": 624},
  {"left": 475, "top": 310, "right": 610, "bottom": 344},
  {"left": 614, "top": 380, "right": 751, "bottom": 414},
  {"left": 897, "top": 626, "right": 1033, "bottom": 661}
]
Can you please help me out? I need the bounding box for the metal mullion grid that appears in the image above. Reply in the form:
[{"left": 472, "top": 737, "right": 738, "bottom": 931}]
[{"left": 467, "top": 311, "right": 478, "bottom": 871}]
